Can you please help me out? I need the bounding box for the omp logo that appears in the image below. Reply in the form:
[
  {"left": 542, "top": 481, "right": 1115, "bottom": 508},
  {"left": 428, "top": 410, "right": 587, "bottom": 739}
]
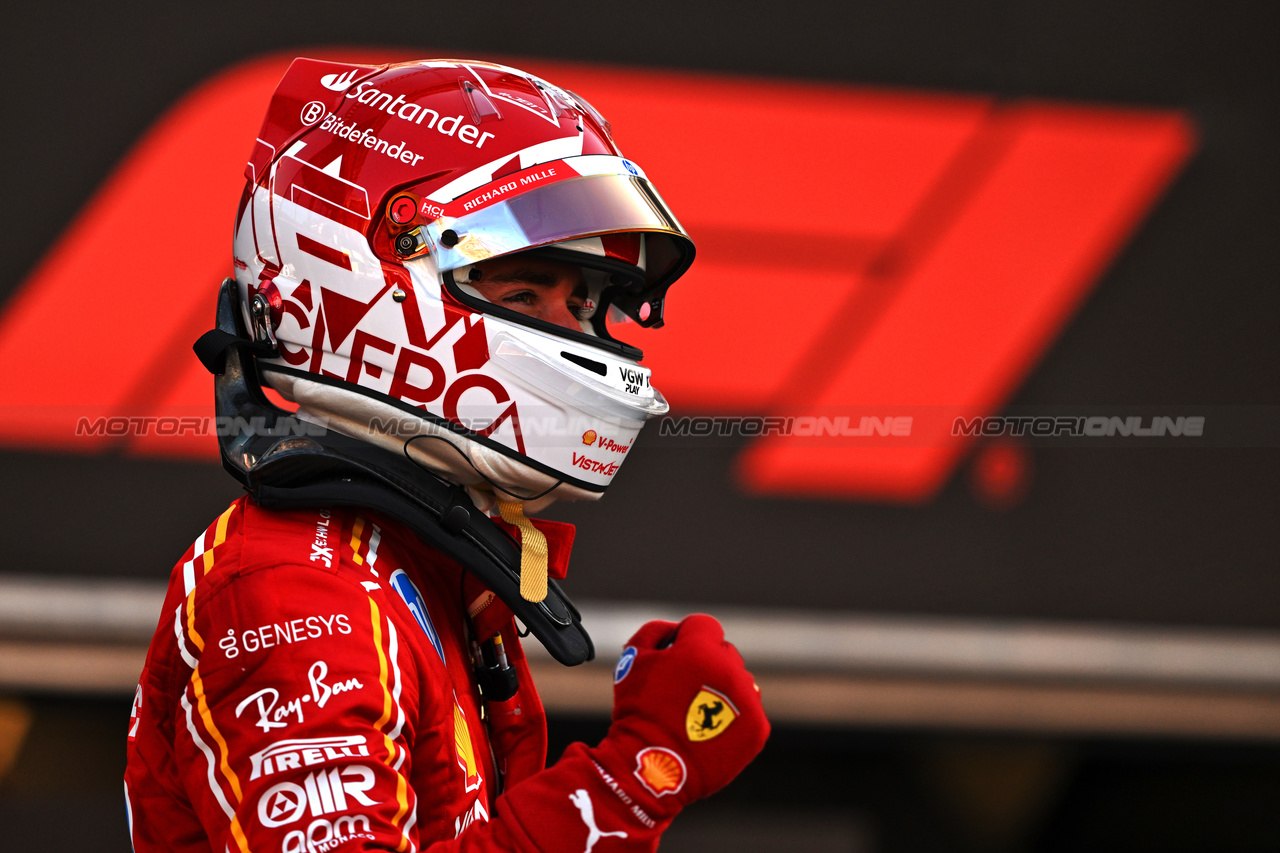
[
  {"left": 0, "top": 51, "right": 1192, "bottom": 502},
  {"left": 320, "top": 68, "right": 360, "bottom": 92},
  {"left": 257, "top": 764, "right": 378, "bottom": 827}
]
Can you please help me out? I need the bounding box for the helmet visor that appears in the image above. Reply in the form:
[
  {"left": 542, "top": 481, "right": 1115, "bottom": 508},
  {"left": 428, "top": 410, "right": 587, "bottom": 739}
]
[{"left": 425, "top": 172, "right": 693, "bottom": 295}]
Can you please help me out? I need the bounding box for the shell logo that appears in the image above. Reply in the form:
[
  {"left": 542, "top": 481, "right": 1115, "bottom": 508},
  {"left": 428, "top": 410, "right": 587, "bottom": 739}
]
[
  {"left": 633, "top": 746, "right": 686, "bottom": 797},
  {"left": 582, "top": 430, "right": 597, "bottom": 446},
  {"left": 453, "top": 700, "right": 483, "bottom": 793}
]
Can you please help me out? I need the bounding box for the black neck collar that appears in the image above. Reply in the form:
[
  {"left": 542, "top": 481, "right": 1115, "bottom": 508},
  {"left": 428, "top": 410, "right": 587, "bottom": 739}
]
[{"left": 195, "top": 278, "right": 593, "bottom": 666}]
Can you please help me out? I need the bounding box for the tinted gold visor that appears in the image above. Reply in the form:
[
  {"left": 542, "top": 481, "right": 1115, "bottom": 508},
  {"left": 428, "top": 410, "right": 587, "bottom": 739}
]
[{"left": 425, "top": 173, "right": 693, "bottom": 292}]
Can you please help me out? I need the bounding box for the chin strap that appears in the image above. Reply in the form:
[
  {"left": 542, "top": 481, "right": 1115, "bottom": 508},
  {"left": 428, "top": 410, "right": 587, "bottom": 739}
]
[{"left": 497, "top": 500, "right": 549, "bottom": 603}]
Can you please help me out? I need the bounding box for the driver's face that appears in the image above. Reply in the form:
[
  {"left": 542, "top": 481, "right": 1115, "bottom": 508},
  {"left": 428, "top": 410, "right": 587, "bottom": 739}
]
[{"left": 467, "top": 256, "right": 588, "bottom": 331}]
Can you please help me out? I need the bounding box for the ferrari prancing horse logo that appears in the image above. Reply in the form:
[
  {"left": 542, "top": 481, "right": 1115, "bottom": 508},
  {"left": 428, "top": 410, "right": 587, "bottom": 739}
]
[{"left": 685, "top": 686, "right": 737, "bottom": 742}]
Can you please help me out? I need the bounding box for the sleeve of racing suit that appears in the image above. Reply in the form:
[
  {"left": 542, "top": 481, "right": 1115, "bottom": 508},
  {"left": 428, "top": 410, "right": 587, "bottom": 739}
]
[
  {"left": 177, "top": 562, "right": 428, "bottom": 853},
  {"left": 425, "top": 742, "right": 669, "bottom": 853}
]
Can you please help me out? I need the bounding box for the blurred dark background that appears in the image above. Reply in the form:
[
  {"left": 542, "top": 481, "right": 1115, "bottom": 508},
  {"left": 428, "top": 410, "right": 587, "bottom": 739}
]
[{"left": 0, "top": 2, "right": 1277, "bottom": 850}]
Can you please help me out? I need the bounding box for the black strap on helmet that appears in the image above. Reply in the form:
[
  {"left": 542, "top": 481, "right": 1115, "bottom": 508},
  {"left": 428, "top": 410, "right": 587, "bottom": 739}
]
[{"left": 193, "top": 278, "right": 594, "bottom": 667}]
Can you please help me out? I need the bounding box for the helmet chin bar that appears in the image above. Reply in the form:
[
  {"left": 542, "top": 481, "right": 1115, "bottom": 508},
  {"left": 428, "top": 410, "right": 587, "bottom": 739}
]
[{"left": 197, "top": 279, "right": 594, "bottom": 667}]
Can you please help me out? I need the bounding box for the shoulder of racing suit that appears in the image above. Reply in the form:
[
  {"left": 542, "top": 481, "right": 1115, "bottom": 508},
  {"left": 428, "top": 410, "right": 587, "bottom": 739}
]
[{"left": 127, "top": 496, "right": 521, "bottom": 852}]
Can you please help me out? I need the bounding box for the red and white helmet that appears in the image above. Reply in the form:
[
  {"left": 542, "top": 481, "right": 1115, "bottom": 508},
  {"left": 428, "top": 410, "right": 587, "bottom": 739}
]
[{"left": 233, "top": 58, "right": 694, "bottom": 511}]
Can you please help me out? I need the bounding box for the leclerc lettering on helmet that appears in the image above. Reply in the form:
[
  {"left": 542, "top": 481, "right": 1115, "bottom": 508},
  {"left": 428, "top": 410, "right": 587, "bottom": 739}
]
[{"left": 232, "top": 58, "right": 695, "bottom": 511}]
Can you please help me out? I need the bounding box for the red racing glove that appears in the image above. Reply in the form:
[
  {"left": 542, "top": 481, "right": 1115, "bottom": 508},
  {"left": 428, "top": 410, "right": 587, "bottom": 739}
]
[
  {"left": 476, "top": 614, "right": 768, "bottom": 851},
  {"left": 591, "top": 614, "right": 771, "bottom": 819}
]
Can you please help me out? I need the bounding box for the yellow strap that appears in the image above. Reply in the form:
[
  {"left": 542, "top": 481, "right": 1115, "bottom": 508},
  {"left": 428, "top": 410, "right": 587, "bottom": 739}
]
[{"left": 497, "top": 500, "right": 548, "bottom": 603}]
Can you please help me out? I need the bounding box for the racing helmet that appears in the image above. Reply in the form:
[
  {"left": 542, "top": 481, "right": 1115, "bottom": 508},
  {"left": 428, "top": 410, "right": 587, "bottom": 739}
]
[{"left": 232, "top": 58, "right": 694, "bottom": 511}]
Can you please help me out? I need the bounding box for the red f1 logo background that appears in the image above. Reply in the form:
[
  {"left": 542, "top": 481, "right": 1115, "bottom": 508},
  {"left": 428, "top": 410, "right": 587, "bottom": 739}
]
[{"left": 0, "top": 51, "right": 1191, "bottom": 503}]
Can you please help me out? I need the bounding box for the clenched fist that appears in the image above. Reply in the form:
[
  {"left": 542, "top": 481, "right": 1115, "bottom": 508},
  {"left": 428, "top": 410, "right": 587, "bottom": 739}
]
[
  {"left": 594, "top": 614, "right": 770, "bottom": 819},
  {"left": 479, "top": 614, "right": 770, "bottom": 849}
]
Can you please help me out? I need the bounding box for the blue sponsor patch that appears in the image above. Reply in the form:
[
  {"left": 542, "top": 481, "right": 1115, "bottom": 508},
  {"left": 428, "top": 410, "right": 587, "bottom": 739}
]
[
  {"left": 622, "top": 159, "right": 640, "bottom": 176},
  {"left": 614, "top": 645, "right": 638, "bottom": 683},
  {"left": 390, "top": 569, "right": 445, "bottom": 663}
]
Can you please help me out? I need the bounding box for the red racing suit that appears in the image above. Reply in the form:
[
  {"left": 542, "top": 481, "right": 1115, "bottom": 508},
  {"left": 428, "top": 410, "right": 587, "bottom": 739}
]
[{"left": 126, "top": 496, "right": 690, "bottom": 852}]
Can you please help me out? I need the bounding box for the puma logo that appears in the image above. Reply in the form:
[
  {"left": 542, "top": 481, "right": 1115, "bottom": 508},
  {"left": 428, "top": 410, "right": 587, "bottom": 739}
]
[{"left": 569, "top": 789, "right": 628, "bottom": 853}]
